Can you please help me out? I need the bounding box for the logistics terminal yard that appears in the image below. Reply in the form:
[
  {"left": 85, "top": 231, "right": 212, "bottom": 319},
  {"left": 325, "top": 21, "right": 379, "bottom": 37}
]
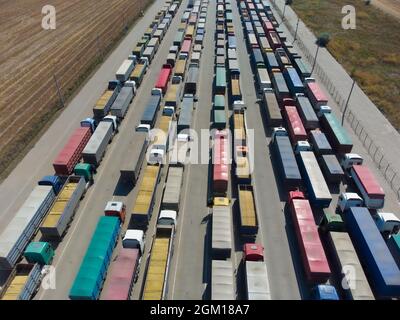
[{"left": 0, "top": 0, "right": 400, "bottom": 301}]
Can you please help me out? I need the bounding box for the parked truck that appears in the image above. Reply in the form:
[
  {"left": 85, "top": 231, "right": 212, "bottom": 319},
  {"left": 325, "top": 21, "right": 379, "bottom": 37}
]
[
  {"left": 324, "top": 231, "right": 375, "bottom": 300},
  {"left": 215, "top": 66, "right": 227, "bottom": 94},
  {"left": 178, "top": 94, "right": 194, "bottom": 132},
  {"left": 319, "top": 154, "right": 344, "bottom": 184},
  {"left": 130, "top": 58, "right": 148, "bottom": 87},
  {"left": 111, "top": 84, "right": 135, "bottom": 120},
  {"left": 143, "top": 46, "right": 156, "bottom": 63},
  {"left": 271, "top": 70, "right": 290, "bottom": 105},
  {"left": 175, "top": 53, "right": 188, "bottom": 77},
  {"left": 185, "top": 62, "right": 200, "bottom": 95},
  {"left": 295, "top": 95, "right": 319, "bottom": 130},
  {"left": 120, "top": 132, "right": 148, "bottom": 185},
  {"left": 53, "top": 126, "right": 92, "bottom": 175},
  {"left": 283, "top": 106, "right": 307, "bottom": 145},
  {"left": 238, "top": 185, "right": 259, "bottom": 236},
  {"left": 256, "top": 66, "right": 272, "bottom": 93},
  {"left": 131, "top": 164, "right": 161, "bottom": 230},
  {"left": 288, "top": 191, "right": 331, "bottom": 283},
  {"left": 243, "top": 243, "right": 271, "bottom": 300},
  {"left": 161, "top": 166, "right": 184, "bottom": 212},
  {"left": 212, "top": 201, "right": 232, "bottom": 259},
  {"left": 0, "top": 183, "right": 57, "bottom": 269},
  {"left": 93, "top": 80, "right": 121, "bottom": 119},
  {"left": 39, "top": 175, "right": 86, "bottom": 239},
  {"left": 116, "top": 59, "right": 136, "bottom": 83},
  {"left": 141, "top": 214, "right": 176, "bottom": 300},
  {"left": 156, "top": 64, "right": 173, "bottom": 94},
  {"left": 298, "top": 151, "right": 332, "bottom": 208},
  {"left": 320, "top": 113, "right": 353, "bottom": 154},
  {"left": 346, "top": 207, "right": 400, "bottom": 298},
  {"left": 308, "top": 129, "right": 333, "bottom": 155},
  {"left": 211, "top": 260, "right": 235, "bottom": 300},
  {"left": 262, "top": 88, "right": 282, "bottom": 127},
  {"left": 350, "top": 165, "right": 385, "bottom": 209},
  {"left": 82, "top": 118, "right": 117, "bottom": 166},
  {"left": 139, "top": 88, "right": 162, "bottom": 129}
]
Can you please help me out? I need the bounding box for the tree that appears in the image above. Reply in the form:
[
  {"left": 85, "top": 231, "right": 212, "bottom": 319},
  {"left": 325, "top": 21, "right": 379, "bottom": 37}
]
[{"left": 311, "top": 32, "right": 331, "bottom": 75}]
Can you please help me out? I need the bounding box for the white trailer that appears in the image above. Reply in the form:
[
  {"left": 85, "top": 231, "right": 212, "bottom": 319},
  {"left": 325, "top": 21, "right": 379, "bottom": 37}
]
[
  {"left": 116, "top": 59, "right": 135, "bottom": 82},
  {"left": 245, "top": 261, "right": 271, "bottom": 300},
  {"left": 162, "top": 166, "right": 184, "bottom": 211},
  {"left": 211, "top": 260, "right": 235, "bottom": 300},
  {"left": 212, "top": 205, "right": 232, "bottom": 259}
]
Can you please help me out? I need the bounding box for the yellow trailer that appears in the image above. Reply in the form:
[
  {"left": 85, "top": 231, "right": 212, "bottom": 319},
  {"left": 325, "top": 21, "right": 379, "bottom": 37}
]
[
  {"left": 158, "top": 115, "right": 172, "bottom": 134},
  {"left": 238, "top": 185, "right": 258, "bottom": 235},
  {"left": 142, "top": 225, "right": 174, "bottom": 300},
  {"left": 132, "top": 165, "right": 161, "bottom": 228},
  {"left": 233, "top": 112, "right": 246, "bottom": 142},
  {"left": 174, "top": 58, "right": 187, "bottom": 77},
  {"left": 185, "top": 25, "right": 195, "bottom": 38},
  {"left": 236, "top": 156, "right": 251, "bottom": 181}
]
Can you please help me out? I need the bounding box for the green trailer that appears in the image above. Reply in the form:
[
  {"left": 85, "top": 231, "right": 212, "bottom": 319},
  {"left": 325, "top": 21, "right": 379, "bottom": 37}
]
[
  {"left": 24, "top": 242, "right": 54, "bottom": 265},
  {"left": 321, "top": 113, "right": 353, "bottom": 154},
  {"left": 213, "top": 94, "right": 225, "bottom": 110},
  {"left": 215, "top": 67, "right": 227, "bottom": 94},
  {"left": 319, "top": 209, "right": 345, "bottom": 232},
  {"left": 69, "top": 216, "right": 120, "bottom": 300},
  {"left": 74, "top": 163, "right": 94, "bottom": 184},
  {"left": 174, "top": 31, "right": 185, "bottom": 48},
  {"left": 213, "top": 110, "right": 227, "bottom": 129}
]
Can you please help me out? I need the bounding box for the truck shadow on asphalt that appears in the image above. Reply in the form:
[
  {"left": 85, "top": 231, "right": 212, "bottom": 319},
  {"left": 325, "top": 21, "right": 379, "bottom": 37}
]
[
  {"left": 202, "top": 213, "right": 211, "bottom": 300},
  {"left": 268, "top": 143, "right": 289, "bottom": 202},
  {"left": 113, "top": 176, "right": 134, "bottom": 197}
]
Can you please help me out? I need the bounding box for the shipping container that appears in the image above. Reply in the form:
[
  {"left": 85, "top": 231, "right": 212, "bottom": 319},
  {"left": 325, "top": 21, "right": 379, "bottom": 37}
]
[
  {"left": 320, "top": 113, "right": 353, "bottom": 154},
  {"left": 40, "top": 176, "right": 86, "bottom": 238},
  {"left": 53, "top": 127, "right": 92, "bottom": 175},
  {"left": 212, "top": 260, "right": 235, "bottom": 300},
  {"left": 214, "top": 94, "right": 225, "bottom": 110},
  {"left": 298, "top": 151, "right": 332, "bottom": 208},
  {"left": 120, "top": 132, "right": 148, "bottom": 184},
  {"left": 288, "top": 191, "right": 331, "bottom": 283},
  {"left": 283, "top": 106, "right": 307, "bottom": 144},
  {"left": 309, "top": 129, "right": 332, "bottom": 155},
  {"left": 212, "top": 204, "right": 232, "bottom": 259},
  {"left": 272, "top": 136, "right": 302, "bottom": 189},
  {"left": 346, "top": 207, "right": 400, "bottom": 297},
  {"left": 350, "top": 165, "right": 385, "bottom": 209},
  {"left": 319, "top": 154, "right": 344, "bottom": 184},
  {"left": 69, "top": 216, "right": 121, "bottom": 300},
  {"left": 238, "top": 184, "right": 258, "bottom": 236},
  {"left": 325, "top": 231, "right": 375, "bottom": 300}
]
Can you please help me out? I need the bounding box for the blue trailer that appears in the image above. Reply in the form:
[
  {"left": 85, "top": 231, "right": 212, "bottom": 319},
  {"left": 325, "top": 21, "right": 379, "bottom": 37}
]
[
  {"left": 272, "top": 136, "right": 302, "bottom": 189},
  {"left": 140, "top": 92, "right": 161, "bottom": 128},
  {"left": 295, "top": 96, "right": 319, "bottom": 130},
  {"left": 283, "top": 66, "right": 305, "bottom": 95},
  {"left": 346, "top": 207, "right": 400, "bottom": 298},
  {"left": 265, "top": 52, "right": 279, "bottom": 71}
]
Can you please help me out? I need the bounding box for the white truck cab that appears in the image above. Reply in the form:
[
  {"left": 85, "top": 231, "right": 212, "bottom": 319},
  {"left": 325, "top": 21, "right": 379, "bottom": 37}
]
[
  {"left": 158, "top": 210, "right": 177, "bottom": 226},
  {"left": 233, "top": 100, "right": 246, "bottom": 111},
  {"left": 294, "top": 141, "right": 312, "bottom": 154},
  {"left": 341, "top": 153, "right": 363, "bottom": 170},
  {"left": 102, "top": 115, "right": 119, "bottom": 133},
  {"left": 169, "top": 45, "right": 179, "bottom": 54},
  {"left": 271, "top": 127, "right": 288, "bottom": 143},
  {"left": 317, "top": 105, "right": 332, "bottom": 117},
  {"left": 374, "top": 212, "right": 400, "bottom": 237},
  {"left": 122, "top": 229, "right": 145, "bottom": 254},
  {"left": 128, "top": 54, "right": 137, "bottom": 65},
  {"left": 149, "top": 148, "right": 165, "bottom": 165},
  {"left": 136, "top": 124, "right": 151, "bottom": 132},
  {"left": 337, "top": 192, "right": 363, "bottom": 213},
  {"left": 304, "top": 77, "right": 316, "bottom": 84},
  {"left": 151, "top": 87, "right": 163, "bottom": 96}
]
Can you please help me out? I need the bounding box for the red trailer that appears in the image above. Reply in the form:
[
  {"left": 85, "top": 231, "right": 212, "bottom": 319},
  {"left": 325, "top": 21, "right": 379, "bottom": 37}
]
[
  {"left": 181, "top": 38, "right": 192, "bottom": 55},
  {"left": 288, "top": 191, "right": 331, "bottom": 283},
  {"left": 267, "top": 31, "right": 282, "bottom": 50},
  {"left": 53, "top": 126, "right": 91, "bottom": 175},
  {"left": 350, "top": 165, "right": 385, "bottom": 209},
  {"left": 283, "top": 106, "right": 307, "bottom": 144},
  {"left": 262, "top": 21, "right": 274, "bottom": 33},
  {"left": 306, "top": 80, "right": 328, "bottom": 109},
  {"left": 155, "top": 64, "right": 172, "bottom": 94},
  {"left": 213, "top": 130, "right": 229, "bottom": 195},
  {"left": 101, "top": 248, "right": 140, "bottom": 300},
  {"left": 243, "top": 243, "right": 264, "bottom": 261}
]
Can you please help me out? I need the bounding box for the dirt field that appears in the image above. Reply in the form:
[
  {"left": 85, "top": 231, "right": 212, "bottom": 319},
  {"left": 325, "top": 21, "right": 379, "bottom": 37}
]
[
  {"left": 0, "top": 0, "right": 150, "bottom": 181},
  {"left": 373, "top": 0, "right": 400, "bottom": 20}
]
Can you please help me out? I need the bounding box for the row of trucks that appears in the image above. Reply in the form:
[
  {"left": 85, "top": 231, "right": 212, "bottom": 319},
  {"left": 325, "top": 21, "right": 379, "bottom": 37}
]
[{"left": 238, "top": 0, "right": 400, "bottom": 299}]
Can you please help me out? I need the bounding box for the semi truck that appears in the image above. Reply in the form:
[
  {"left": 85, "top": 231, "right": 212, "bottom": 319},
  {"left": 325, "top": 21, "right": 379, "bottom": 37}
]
[
  {"left": 211, "top": 260, "right": 235, "bottom": 300},
  {"left": 120, "top": 132, "right": 149, "bottom": 185},
  {"left": 319, "top": 154, "right": 344, "bottom": 184},
  {"left": 178, "top": 94, "right": 194, "bottom": 132},
  {"left": 283, "top": 66, "right": 304, "bottom": 95},
  {"left": 53, "top": 126, "right": 92, "bottom": 175},
  {"left": 0, "top": 183, "right": 57, "bottom": 269},
  {"left": 82, "top": 117, "right": 117, "bottom": 167},
  {"left": 116, "top": 59, "right": 136, "bottom": 83},
  {"left": 175, "top": 53, "right": 188, "bottom": 77},
  {"left": 243, "top": 243, "right": 271, "bottom": 300},
  {"left": 141, "top": 214, "right": 176, "bottom": 300},
  {"left": 215, "top": 66, "right": 227, "bottom": 94},
  {"left": 256, "top": 66, "right": 272, "bottom": 93},
  {"left": 298, "top": 151, "right": 332, "bottom": 208},
  {"left": 346, "top": 207, "right": 400, "bottom": 298},
  {"left": 155, "top": 64, "right": 173, "bottom": 94},
  {"left": 283, "top": 106, "right": 307, "bottom": 145},
  {"left": 271, "top": 70, "right": 290, "bottom": 105},
  {"left": 184, "top": 62, "right": 199, "bottom": 95},
  {"left": 212, "top": 201, "right": 232, "bottom": 259},
  {"left": 111, "top": 83, "right": 135, "bottom": 120},
  {"left": 308, "top": 129, "right": 333, "bottom": 155},
  {"left": 262, "top": 88, "right": 282, "bottom": 127},
  {"left": 131, "top": 164, "right": 161, "bottom": 230},
  {"left": 139, "top": 88, "right": 162, "bottom": 129},
  {"left": 161, "top": 166, "right": 184, "bottom": 212},
  {"left": 320, "top": 113, "right": 353, "bottom": 154},
  {"left": 93, "top": 80, "right": 121, "bottom": 119},
  {"left": 288, "top": 191, "right": 331, "bottom": 283},
  {"left": 39, "top": 175, "right": 86, "bottom": 239},
  {"left": 130, "top": 58, "right": 148, "bottom": 87},
  {"left": 143, "top": 46, "right": 156, "bottom": 63},
  {"left": 350, "top": 165, "right": 385, "bottom": 209},
  {"left": 304, "top": 78, "right": 328, "bottom": 110},
  {"left": 212, "top": 130, "right": 229, "bottom": 195},
  {"left": 164, "top": 76, "right": 182, "bottom": 111},
  {"left": 237, "top": 184, "right": 259, "bottom": 236},
  {"left": 295, "top": 95, "right": 319, "bottom": 130}
]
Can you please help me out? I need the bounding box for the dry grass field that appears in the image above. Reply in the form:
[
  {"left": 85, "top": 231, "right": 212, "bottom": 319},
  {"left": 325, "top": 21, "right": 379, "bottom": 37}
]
[
  {"left": 0, "top": 0, "right": 150, "bottom": 181},
  {"left": 291, "top": 0, "right": 400, "bottom": 130}
]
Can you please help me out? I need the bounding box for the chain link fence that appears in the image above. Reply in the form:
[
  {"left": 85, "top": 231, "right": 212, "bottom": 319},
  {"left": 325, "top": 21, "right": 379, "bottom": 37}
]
[{"left": 271, "top": 1, "right": 400, "bottom": 200}]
